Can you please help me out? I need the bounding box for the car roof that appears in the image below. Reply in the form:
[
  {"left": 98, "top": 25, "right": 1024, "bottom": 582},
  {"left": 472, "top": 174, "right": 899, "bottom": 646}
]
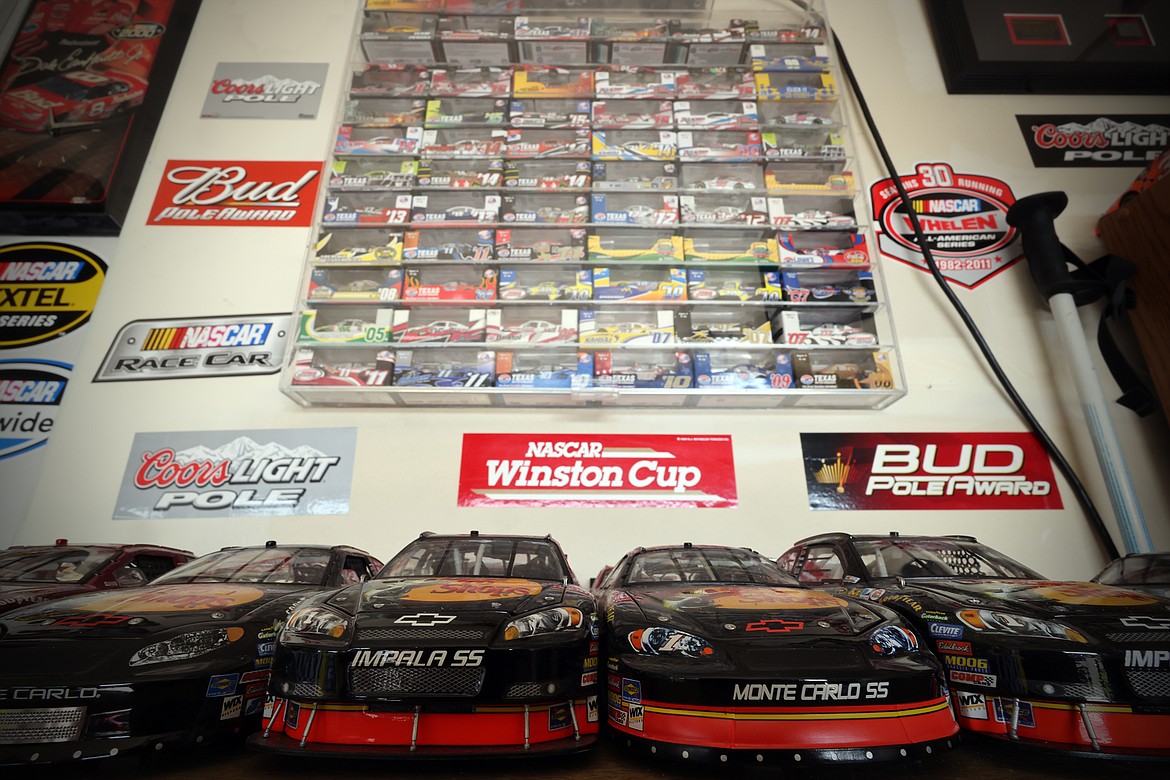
[
  {"left": 410, "top": 531, "right": 559, "bottom": 543},
  {"left": 789, "top": 532, "right": 980, "bottom": 547},
  {"left": 4, "top": 542, "right": 194, "bottom": 556},
  {"left": 621, "top": 542, "right": 758, "bottom": 556}
]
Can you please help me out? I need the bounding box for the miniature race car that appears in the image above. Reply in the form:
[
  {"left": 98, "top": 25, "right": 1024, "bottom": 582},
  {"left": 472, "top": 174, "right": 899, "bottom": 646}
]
[
  {"left": 782, "top": 113, "right": 833, "bottom": 125},
  {"left": 0, "top": 542, "right": 384, "bottom": 764},
  {"left": 0, "top": 68, "right": 148, "bottom": 133},
  {"left": 251, "top": 532, "right": 600, "bottom": 757},
  {"left": 399, "top": 320, "right": 479, "bottom": 343},
  {"left": 777, "top": 532, "right": 1170, "bottom": 757},
  {"left": 595, "top": 544, "right": 957, "bottom": 766},
  {"left": 0, "top": 540, "right": 193, "bottom": 615},
  {"left": 500, "top": 281, "right": 590, "bottom": 300},
  {"left": 692, "top": 176, "right": 758, "bottom": 190}
]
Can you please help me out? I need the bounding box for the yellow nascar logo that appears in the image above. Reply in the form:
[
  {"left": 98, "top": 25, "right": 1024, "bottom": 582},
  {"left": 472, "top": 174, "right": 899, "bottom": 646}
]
[{"left": 0, "top": 243, "right": 106, "bottom": 348}]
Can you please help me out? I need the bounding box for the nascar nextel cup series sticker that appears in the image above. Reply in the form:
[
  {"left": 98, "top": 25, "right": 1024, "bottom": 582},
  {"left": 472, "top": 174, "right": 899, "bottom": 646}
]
[
  {"left": 147, "top": 161, "right": 322, "bottom": 226},
  {"left": 801, "top": 432, "right": 1062, "bottom": 511},
  {"left": 201, "top": 62, "right": 327, "bottom": 120},
  {"left": 0, "top": 357, "right": 70, "bottom": 460},
  {"left": 0, "top": 243, "right": 106, "bottom": 349},
  {"left": 113, "top": 428, "right": 356, "bottom": 519},
  {"left": 1016, "top": 115, "right": 1170, "bottom": 167},
  {"left": 458, "top": 433, "right": 737, "bottom": 508},
  {"left": 869, "top": 162, "right": 1021, "bottom": 289},
  {"left": 94, "top": 314, "right": 292, "bottom": 381}
]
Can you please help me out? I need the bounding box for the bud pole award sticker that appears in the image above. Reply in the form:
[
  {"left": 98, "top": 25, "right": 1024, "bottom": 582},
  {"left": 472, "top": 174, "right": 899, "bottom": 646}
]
[{"left": 870, "top": 162, "right": 1021, "bottom": 289}]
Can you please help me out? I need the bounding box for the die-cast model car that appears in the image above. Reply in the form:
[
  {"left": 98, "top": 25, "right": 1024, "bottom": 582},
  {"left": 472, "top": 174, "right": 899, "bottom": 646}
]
[{"left": 0, "top": 69, "right": 148, "bottom": 132}]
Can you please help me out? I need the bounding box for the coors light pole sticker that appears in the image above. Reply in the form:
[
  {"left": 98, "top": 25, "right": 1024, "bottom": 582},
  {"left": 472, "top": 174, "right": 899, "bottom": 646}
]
[
  {"left": 114, "top": 428, "right": 356, "bottom": 518},
  {"left": 459, "top": 434, "right": 737, "bottom": 508},
  {"left": 870, "top": 162, "right": 1021, "bottom": 288},
  {"left": 148, "top": 161, "right": 322, "bottom": 226}
]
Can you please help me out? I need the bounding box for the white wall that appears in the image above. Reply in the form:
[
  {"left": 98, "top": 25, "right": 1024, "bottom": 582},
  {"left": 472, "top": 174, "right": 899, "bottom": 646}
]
[{"left": 8, "top": 0, "right": 1169, "bottom": 582}]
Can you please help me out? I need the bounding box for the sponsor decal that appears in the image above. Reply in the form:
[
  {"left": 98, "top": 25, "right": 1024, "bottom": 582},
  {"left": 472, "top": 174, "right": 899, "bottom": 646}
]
[
  {"left": 609, "top": 706, "right": 628, "bottom": 726},
  {"left": 664, "top": 586, "right": 848, "bottom": 612},
  {"left": 878, "top": 594, "right": 923, "bottom": 612},
  {"left": 385, "top": 579, "right": 543, "bottom": 603},
  {"left": 245, "top": 697, "right": 264, "bottom": 716},
  {"left": 621, "top": 678, "right": 641, "bottom": 704},
  {"left": 394, "top": 613, "right": 456, "bottom": 626},
  {"left": 922, "top": 611, "right": 951, "bottom": 622},
  {"left": 949, "top": 670, "right": 996, "bottom": 688},
  {"left": 350, "top": 649, "right": 484, "bottom": 668},
  {"left": 628, "top": 703, "right": 645, "bottom": 731},
  {"left": 870, "top": 162, "right": 1021, "bottom": 288},
  {"left": 944, "top": 655, "right": 990, "bottom": 671},
  {"left": 1121, "top": 616, "right": 1170, "bottom": 630},
  {"left": 1017, "top": 115, "right": 1170, "bottom": 167},
  {"left": 955, "top": 691, "right": 988, "bottom": 720},
  {"left": 1125, "top": 649, "right": 1170, "bottom": 669},
  {"left": 583, "top": 656, "right": 598, "bottom": 669},
  {"left": 458, "top": 433, "right": 737, "bottom": 508},
  {"left": 0, "top": 243, "right": 106, "bottom": 349},
  {"left": 95, "top": 314, "right": 291, "bottom": 381},
  {"left": 549, "top": 704, "right": 571, "bottom": 731},
  {"left": 257, "top": 641, "right": 275, "bottom": 658},
  {"left": 733, "top": 681, "right": 890, "bottom": 702},
  {"left": 1029, "top": 582, "right": 1157, "bottom": 607},
  {"left": 241, "top": 670, "right": 270, "bottom": 684},
  {"left": 221, "top": 695, "right": 243, "bottom": 720},
  {"left": 581, "top": 671, "right": 598, "bottom": 686},
  {"left": 285, "top": 702, "right": 300, "bottom": 729},
  {"left": 114, "top": 428, "right": 355, "bottom": 518},
  {"left": 802, "top": 432, "right": 1062, "bottom": 510},
  {"left": 207, "top": 674, "right": 240, "bottom": 698},
  {"left": 202, "top": 62, "right": 327, "bottom": 120},
  {"left": 586, "top": 695, "right": 599, "bottom": 723},
  {"left": 929, "top": 623, "right": 964, "bottom": 640},
  {"left": 859, "top": 587, "right": 886, "bottom": 602},
  {"left": 936, "top": 640, "right": 972, "bottom": 655},
  {"left": 74, "top": 585, "right": 265, "bottom": 613},
  {"left": 992, "top": 697, "right": 1034, "bottom": 727},
  {"left": 147, "top": 161, "right": 323, "bottom": 226},
  {"left": 0, "top": 358, "right": 71, "bottom": 460},
  {"left": 745, "top": 619, "right": 804, "bottom": 633}
]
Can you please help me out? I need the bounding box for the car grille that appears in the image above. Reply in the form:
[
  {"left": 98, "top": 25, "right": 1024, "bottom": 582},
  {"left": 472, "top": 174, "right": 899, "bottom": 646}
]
[
  {"left": 0, "top": 707, "right": 84, "bottom": 745},
  {"left": 287, "top": 680, "right": 325, "bottom": 698},
  {"left": 505, "top": 682, "right": 545, "bottom": 698},
  {"left": 1127, "top": 670, "right": 1170, "bottom": 699},
  {"left": 1107, "top": 632, "right": 1168, "bottom": 643},
  {"left": 350, "top": 667, "right": 485, "bottom": 697},
  {"left": 356, "top": 628, "right": 489, "bottom": 641}
]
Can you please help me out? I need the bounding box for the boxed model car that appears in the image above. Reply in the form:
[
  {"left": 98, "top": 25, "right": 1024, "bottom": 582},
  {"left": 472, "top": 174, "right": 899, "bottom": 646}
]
[
  {"left": 498, "top": 268, "right": 593, "bottom": 300},
  {"left": 677, "top": 130, "right": 762, "bottom": 162},
  {"left": 681, "top": 162, "right": 765, "bottom": 191},
  {"left": 435, "top": 14, "right": 515, "bottom": 66},
  {"left": 415, "top": 158, "right": 504, "bottom": 188},
  {"left": 421, "top": 128, "right": 508, "bottom": 157},
  {"left": 588, "top": 230, "right": 682, "bottom": 263},
  {"left": 423, "top": 97, "right": 509, "bottom": 126},
  {"left": 683, "top": 233, "right": 778, "bottom": 263},
  {"left": 298, "top": 307, "right": 396, "bottom": 344},
  {"left": 501, "top": 193, "right": 590, "bottom": 224},
  {"left": 514, "top": 18, "right": 593, "bottom": 65},
  {"left": 778, "top": 309, "right": 879, "bottom": 347},
  {"left": 680, "top": 193, "right": 769, "bottom": 225},
  {"left": 402, "top": 266, "right": 498, "bottom": 301},
  {"left": 674, "top": 308, "right": 774, "bottom": 343},
  {"left": 591, "top": 194, "right": 679, "bottom": 226},
  {"left": 495, "top": 227, "right": 586, "bottom": 261},
  {"left": 344, "top": 97, "right": 428, "bottom": 126},
  {"left": 587, "top": 349, "right": 694, "bottom": 389},
  {"left": 589, "top": 18, "right": 677, "bottom": 66},
  {"left": 761, "top": 128, "right": 845, "bottom": 161},
  {"left": 754, "top": 71, "right": 837, "bottom": 101},
  {"left": 330, "top": 159, "right": 418, "bottom": 190},
  {"left": 765, "top": 162, "right": 854, "bottom": 191},
  {"left": 756, "top": 100, "right": 838, "bottom": 128},
  {"left": 323, "top": 193, "right": 413, "bottom": 226},
  {"left": 392, "top": 307, "right": 488, "bottom": 343},
  {"left": 410, "top": 192, "right": 501, "bottom": 226},
  {"left": 314, "top": 230, "right": 404, "bottom": 264},
  {"left": 768, "top": 195, "right": 857, "bottom": 230},
  {"left": 508, "top": 98, "right": 591, "bottom": 129},
  {"left": 335, "top": 125, "right": 423, "bottom": 155},
  {"left": 487, "top": 308, "right": 579, "bottom": 344},
  {"left": 593, "top": 67, "right": 681, "bottom": 100},
  {"left": 428, "top": 66, "right": 512, "bottom": 97},
  {"left": 350, "top": 64, "right": 431, "bottom": 97},
  {"left": 505, "top": 127, "right": 592, "bottom": 158},
  {"left": 495, "top": 350, "right": 591, "bottom": 388},
  {"left": 674, "top": 100, "right": 759, "bottom": 131},
  {"left": 393, "top": 349, "right": 496, "bottom": 387},
  {"left": 776, "top": 231, "right": 871, "bottom": 269},
  {"left": 671, "top": 20, "right": 753, "bottom": 67},
  {"left": 504, "top": 159, "right": 591, "bottom": 190},
  {"left": 781, "top": 269, "right": 876, "bottom": 304},
  {"left": 687, "top": 268, "right": 783, "bottom": 301},
  {"left": 512, "top": 66, "right": 594, "bottom": 98},
  {"left": 402, "top": 228, "right": 495, "bottom": 262},
  {"left": 578, "top": 309, "right": 675, "bottom": 345},
  {"left": 674, "top": 67, "right": 757, "bottom": 100},
  {"left": 292, "top": 347, "right": 396, "bottom": 387},
  {"left": 591, "top": 100, "right": 674, "bottom": 129},
  {"left": 592, "top": 130, "right": 678, "bottom": 161},
  {"left": 359, "top": 12, "right": 439, "bottom": 65},
  {"left": 309, "top": 267, "right": 404, "bottom": 301},
  {"left": 790, "top": 349, "right": 894, "bottom": 389},
  {"left": 748, "top": 42, "right": 831, "bottom": 72},
  {"left": 592, "top": 267, "right": 687, "bottom": 302},
  {"left": 693, "top": 350, "right": 794, "bottom": 389},
  {"left": 591, "top": 161, "right": 678, "bottom": 190}
]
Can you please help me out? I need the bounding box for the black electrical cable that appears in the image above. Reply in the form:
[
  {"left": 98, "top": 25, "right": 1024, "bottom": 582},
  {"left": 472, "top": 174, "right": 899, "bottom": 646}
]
[{"left": 825, "top": 27, "right": 1121, "bottom": 561}]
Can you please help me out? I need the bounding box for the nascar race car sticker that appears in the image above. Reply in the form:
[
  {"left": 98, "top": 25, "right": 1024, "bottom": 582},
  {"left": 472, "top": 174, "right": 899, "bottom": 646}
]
[
  {"left": 869, "top": 162, "right": 1021, "bottom": 288},
  {"left": 661, "top": 586, "right": 849, "bottom": 612},
  {"left": 0, "top": 357, "right": 70, "bottom": 460},
  {"left": 458, "top": 433, "right": 737, "bottom": 507},
  {"left": 1016, "top": 115, "right": 1170, "bottom": 167},
  {"left": 94, "top": 313, "right": 292, "bottom": 381},
  {"left": 201, "top": 62, "right": 327, "bottom": 120},
  {"left": 60, "top": 585, "right": 267, "bottom": 613},
  {"left": 363, "top": 578, "right": 545, "bottom": 603},
  {"left": 148, "top": 160, "right": 323, "bottom": 226},
  {"left": 0, "top": 243, "right": 106, "bottom": 349},
  {"left": 113, "top": 428, "right": 356, "bottom": 518},
  {"left": 801, "top": 432, "right": 1063, "bottom": 511}
]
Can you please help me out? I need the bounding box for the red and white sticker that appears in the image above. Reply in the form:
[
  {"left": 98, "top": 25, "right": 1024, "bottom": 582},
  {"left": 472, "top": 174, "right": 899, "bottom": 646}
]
[
  {"left": 458, "top": 434, "right": 736, "bottom": 507},
  {"left": 148, "top": 160, "right": 322, "bottom": 226}
]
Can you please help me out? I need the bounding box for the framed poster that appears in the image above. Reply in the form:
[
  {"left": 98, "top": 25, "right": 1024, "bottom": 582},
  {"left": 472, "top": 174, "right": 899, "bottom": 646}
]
[
  {"left": 0, "top": 0, "right": 201, "bottom": 234},
  {"left": 926, "top": 0, "right": 1170, "bottom": 94}
]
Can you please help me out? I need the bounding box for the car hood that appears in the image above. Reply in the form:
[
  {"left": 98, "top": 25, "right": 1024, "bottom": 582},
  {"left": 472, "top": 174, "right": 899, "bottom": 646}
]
[
  {"left": 0, "top": 582, "right": 93, "bottom": 614},
  {"left": 347, "top": 577, "right": 576, "bottom": 620},
  {"left": 623, "top": 584, "right": 886, "bottom": 637},
  {"left": 0, "top": 582, "right": 314, "bottom": 639},
  {"left": 893, "top": 578, "right": 1170, "bottom": 618}
]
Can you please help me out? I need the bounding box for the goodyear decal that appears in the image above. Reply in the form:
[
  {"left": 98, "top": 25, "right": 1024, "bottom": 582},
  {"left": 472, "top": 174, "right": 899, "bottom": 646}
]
[
  {"left": 0, "top": 358, "right": 71, "bottom": 460},
  {"left": 0, "top": 243, "right": 106, "bottom": 349},
  {"left": 95, "top": 314, "right": 291, "bottom": 381}
]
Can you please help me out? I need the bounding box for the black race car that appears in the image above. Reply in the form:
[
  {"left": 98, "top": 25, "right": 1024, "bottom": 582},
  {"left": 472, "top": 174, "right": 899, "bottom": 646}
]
[
  {"left": 778, "top": 532, "right": 1170, "bottom": 758},
  {"left": 595, "top": 543, "right": 958, "bottom": 767},
  {"left": 0, "top": 541, "right": 382, "bottom": 765},
  {"left": 250, "top": 531, "right": 600, "bottom": 758},
  {"left": 0, "top": 540, "right": 193, "bottom": 614},
  {"left": 1093, "top": 553, "right": 1170, "bottom": 600}
]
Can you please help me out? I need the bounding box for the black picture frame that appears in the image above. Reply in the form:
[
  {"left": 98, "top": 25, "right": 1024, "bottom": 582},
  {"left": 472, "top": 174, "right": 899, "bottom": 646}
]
[{"left": 925, "top": 0, "right": 1170, "bottom": 95}]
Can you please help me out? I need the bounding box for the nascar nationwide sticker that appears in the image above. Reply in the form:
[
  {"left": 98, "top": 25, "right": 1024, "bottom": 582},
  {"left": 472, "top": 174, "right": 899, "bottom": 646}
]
[
  {"left": 0, "top": 243, "right": 106, "bottom": 349},
  {"left": 94, "top": 313, "right": 292, "bottom": 381},
  {"left": 870, "top": 162, "right": 1021, "bottom": 288},
  {"left": 114, "top": 428, "right": 356, "bottom": 518},
  {"left": 801, "top": 432, "right": 1062, "bottom": 511},
  {"left": 148, "top": 161, "right": 322, "bottom": 226},
  {"left": 201, "top": 62, "right": 327, "bottom": 120},
  {"left": 1016, "top": 115, "right": 1170, "bottom": 167},
  {"left": 0, "top": 358, "right": 70, "bottom": 460},
  {"left": 458, "top": 434, "right": 736, "bottom": 507}
]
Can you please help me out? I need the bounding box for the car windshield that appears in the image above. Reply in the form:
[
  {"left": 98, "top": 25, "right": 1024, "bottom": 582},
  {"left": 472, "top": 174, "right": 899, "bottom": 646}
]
[
  {"left": 0, "top": 547, "right": 114, "bottom": 584},
  {"left": 381, "top": 537, "right": 569, "bottom": 581},
  {"left": 151, "top": 547, "right": 332, "bottom": 585},
  {"left": 623, "top": 548, "right": 797, "bottom": 586},
  {"left": 36, "top": 76, "right": 92, "bottom": 100},
  {"left": 1097, "top": 555, "right": 1170, "bottom": 586},
  {"left": 854, "top": 539, "right": 1041, "bottom": 579}
]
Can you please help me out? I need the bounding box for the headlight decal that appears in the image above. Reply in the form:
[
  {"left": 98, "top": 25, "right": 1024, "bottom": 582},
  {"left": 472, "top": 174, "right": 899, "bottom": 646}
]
[
  {"left": 504, "top": 606, "right": 583, "bottom": 640},
  {"left": 957, "top": 609, "right": 1087, "bottom": 642},
  {"left": 627, "top": 626, "right": 714, "bottom": 658},
  {"left": 283, "top": 604, "right": 351, "bottom": 644},
  {"left": 868, "top": 625, "right": 920, "bottom": 656},
  {"left": 129, "top": 626, "right": 244, "bottom": 667}
]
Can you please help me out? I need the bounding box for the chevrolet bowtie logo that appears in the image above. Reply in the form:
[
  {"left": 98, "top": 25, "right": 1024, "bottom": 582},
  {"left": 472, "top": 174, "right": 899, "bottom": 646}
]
[
  {"left": 1120, "top": 616, "right": 1170, "bottom": 630},
  {"left": 394, "top": 613, "right": 457, "bottom": 627},
  {"left": 745, "top": 619, "right": 805, "bottom": 633}
]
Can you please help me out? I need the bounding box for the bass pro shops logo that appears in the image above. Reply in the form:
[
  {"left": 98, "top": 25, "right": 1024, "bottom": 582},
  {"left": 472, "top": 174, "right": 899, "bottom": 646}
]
[{"left": 148, "top": 161, "right": 322, "bottom": 226}]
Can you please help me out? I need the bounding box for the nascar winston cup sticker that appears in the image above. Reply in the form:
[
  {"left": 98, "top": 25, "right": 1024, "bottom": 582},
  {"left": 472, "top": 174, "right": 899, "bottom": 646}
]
[
  {"left": 458, "top": 434, "right": 737, "bottom": 507},
  {"left": 114, "top": 428, "right": 356, "bottom": 518},
  {"left": 148, "top": 161, "right": 322, "bottom": 226},
  {"left": 801, "top": 432, "right": 1062, "bottom": 511},
  {"left": 870, "top": 162, "right": 1021, "bottom": 289}
]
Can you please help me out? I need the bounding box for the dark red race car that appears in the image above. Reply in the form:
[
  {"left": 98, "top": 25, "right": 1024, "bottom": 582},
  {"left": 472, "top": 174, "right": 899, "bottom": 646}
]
[
  {"left": 0, "top": 68, "right": 148, "bottom": 132},
  {"left": 0, "top": 540, "right": 193, "bottom": 614}
]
